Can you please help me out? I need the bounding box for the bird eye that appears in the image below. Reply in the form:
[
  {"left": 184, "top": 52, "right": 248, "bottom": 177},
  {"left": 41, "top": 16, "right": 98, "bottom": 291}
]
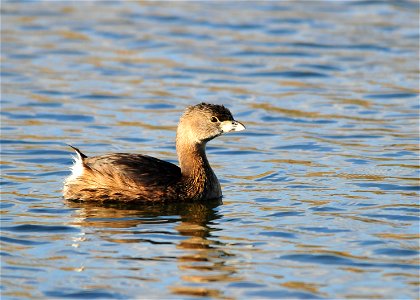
[{"left": 210, "top": 116, "right": 219, "bottom": 123}]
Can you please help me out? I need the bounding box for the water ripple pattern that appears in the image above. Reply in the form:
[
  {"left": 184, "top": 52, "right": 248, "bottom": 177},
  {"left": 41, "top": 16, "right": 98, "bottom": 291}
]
[{"left": 1, "top": 1, "right": 419, "bottom": 299}]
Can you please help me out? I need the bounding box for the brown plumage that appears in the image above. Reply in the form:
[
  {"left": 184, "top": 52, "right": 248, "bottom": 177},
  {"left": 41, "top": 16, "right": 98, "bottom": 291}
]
[{"left": 63, "top": 103, "right": 245, "bottom": 202}]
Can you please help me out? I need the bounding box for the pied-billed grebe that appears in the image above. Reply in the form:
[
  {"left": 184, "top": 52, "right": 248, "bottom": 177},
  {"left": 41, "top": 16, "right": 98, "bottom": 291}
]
[{"left": 63, "top": 103, "right": 245, "bottom": 202}]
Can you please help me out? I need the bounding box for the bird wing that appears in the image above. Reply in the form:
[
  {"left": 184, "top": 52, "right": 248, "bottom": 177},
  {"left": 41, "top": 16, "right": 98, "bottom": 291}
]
[{"left": 83, "top": 153, "right": 181, "bottom": 188}]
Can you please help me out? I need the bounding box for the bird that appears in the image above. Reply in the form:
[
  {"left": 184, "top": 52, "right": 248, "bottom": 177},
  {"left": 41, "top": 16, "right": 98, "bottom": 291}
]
[{"left": 63, "top": 103, "right": 245, "bottom": 202}]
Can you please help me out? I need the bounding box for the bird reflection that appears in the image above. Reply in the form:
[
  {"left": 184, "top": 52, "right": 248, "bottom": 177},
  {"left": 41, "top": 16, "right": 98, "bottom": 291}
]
[{"left": 67, "top": 200, "right": 238, "bottom": 298}]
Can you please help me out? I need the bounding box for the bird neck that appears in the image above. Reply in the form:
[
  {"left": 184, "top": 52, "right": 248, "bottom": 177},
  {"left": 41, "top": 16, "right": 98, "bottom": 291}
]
[
  {"left": 176, "top": 138, "right": 221, "bottom": 200},
  {"left": 175, "top": 121, "right": 222, "bottom": 200},
  {"left": 176, "top": 140, "right": 210, "bottom": 178}
]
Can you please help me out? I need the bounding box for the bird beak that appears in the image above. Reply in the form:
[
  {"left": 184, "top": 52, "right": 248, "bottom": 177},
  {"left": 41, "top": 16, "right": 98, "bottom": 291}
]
[{"left": 220, "top": 120, "right": 246, "bottom": 133}]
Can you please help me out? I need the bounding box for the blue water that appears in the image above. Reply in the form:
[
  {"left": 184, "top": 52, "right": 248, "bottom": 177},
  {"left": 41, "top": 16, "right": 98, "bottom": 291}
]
[{"left": 1, "top": 1, "right": 419, "bottom": 299}]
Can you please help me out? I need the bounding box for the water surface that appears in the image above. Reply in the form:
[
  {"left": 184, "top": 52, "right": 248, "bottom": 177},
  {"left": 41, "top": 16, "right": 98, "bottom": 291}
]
[{"left": 1, "top": 1, "right": 419, "bottom": 299}]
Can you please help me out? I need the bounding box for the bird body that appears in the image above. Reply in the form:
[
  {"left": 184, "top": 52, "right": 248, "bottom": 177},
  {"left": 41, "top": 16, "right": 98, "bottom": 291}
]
[{"left": 63, "top": 103, "right": 245, "bottom": 202}]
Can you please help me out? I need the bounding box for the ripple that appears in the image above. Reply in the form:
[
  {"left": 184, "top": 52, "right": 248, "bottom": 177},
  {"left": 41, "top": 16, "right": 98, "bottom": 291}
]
[
  {"left": 212, "top": 150, "right": 260, "bottom": 155},
  {"left": 94, "top": 30, "right": 133, "bottom": 40},
  {"left": 1, "top": 71, "right": 20, "bottom": 77},
  {"left": 34, "top": 90, "right": 76, "bottom": 96},
  {"left": 355, "top": 183, "right": 420, "bottom": 192},
  {"left": 4, "top": 149, "right": 69, "bottom": 156},
  {"left": 383, "top": 207, "right": 419, "bottom": 213},
  {"left": 321, "top": 134, "right": 382, "bottom": 139},
  {"left": 27, "top": 208, "right": 74, "bottom": 214},
  {"left": 1, "top": 111, "right": 94, "bottom": 122},
  {"left": 142, "top": 14, "right": 185, "bottom": 23},
  {"left": 297, "top": 63, "right": 342, "bottom": 71},
  {"left": 24, "top": 102, "right": 63, "bottom": 108},
  {"left": 265, "top": 28, "right": 297, "bottom": 35},
  {"left": 159, "top": 74, "right": 194, "bottom": 80},
  {"left": 269, "top": 211, "right": 303, "bottom": 218},
  {"left": 4, "top": 265, "right": 46, "bottom": 273},
  {"left": 247, "top": 289, "right": 321, "bottom": 299},
  {"left": 15, "top": 197, "right": 43, "bottom": 203},
  {"left": 287, "top": 42, "right": 390, "bottom": 52},
  {"left": 0, "top": 139, "right": 62, "bottom": 145},
  {"left": 275, "top": 142, "right": 337, "bottom": 152},
  {"left": 2, "top": 224, "right": 80, "bottom": 233},
  {"left": 37, "top": 170, "right": 69, "bottom": 177},
  {"left": 255, "top": 172, "right": 289, "bottom": 183},
  {"left": 8, "top": 53, "right": 40, "bottom": 59},
  {"left": 203, "top": 78, "right": 250, "bottom": 85},
  {"left": 44, "top": 49, "right": 87, "bottom": 56},
  {"left": 142, "top": 103, "right": 176, "bottom": 109},
  {"left": 126, "top": 39, "right": 170, "bottom": 49},
  {"left": 281, "top": 253, "right": 356, "bottom": 265},
  {"left": 300, "top": 227, "right": 350, "bottom": 233},
  {"left": 380, "top": 151, "right": 416, "bottom": 157},
  {"left": 262, "top": 115, "right": 336, "bottom": 124},
  {"left": 166, "top": 31, "right": 212, "bottom": 40},
  {"left": 0, "top": 203, "right": 14, "bottom": 209},
  {"left": 232, "top": 50, "right": 317, "bottom": 57},
  {"left": 17, "top": 157, "right": 68, "bottom": 165},
  {"left": 115, "top": 137, "right": 151, "bottom": 143},
  {"left": 280, "top": 253, "right": 418, "bottom": 269},
  {"left": 0, "top": 180, "right": 19, "bottom": 186},
  {"left": 228, "top": 281, "right": 266, "bottom": 289},
  {"left": 310, "top": 206, "right": 345, "bottom": 212},
  {"left": 357, "top": 240, "right": 385, "bottom": 246},
  {"left": 244, "top": 70, "right": 328, "bottom": 78},
  {"left": 374, "top": 248, "right": 419, "bottom": 257},
  {"left": 259, "top": 231, "right": 297, "bottom": 239},
  {"left": 362, "top": 214, "right": 418, "bottom": 221},
  {"left": 345, "top": 158, "right": 369, "bottom": 165},
  {"left": 365, "top": 93, "right": 418, "bottom": 99},
  {"left": 44, "top": 289, "right": 124, "bottom": 299},
  {"left": 287, "top": 184, "right": 324, "bottom": 190},
  {"left": 76, "top": 94, "right": 123, "bottom": 100},
  {"left": 176, "top": 67, "right": 230, "bottom": 75},
  {"left": 0, "top": 236, "right": 50, "bottom": 245}
]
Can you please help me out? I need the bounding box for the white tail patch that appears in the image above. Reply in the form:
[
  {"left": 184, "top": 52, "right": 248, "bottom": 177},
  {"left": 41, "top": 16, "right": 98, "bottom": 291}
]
[{"left": 64, "top": 153, "right": 84, "bottom": 184}]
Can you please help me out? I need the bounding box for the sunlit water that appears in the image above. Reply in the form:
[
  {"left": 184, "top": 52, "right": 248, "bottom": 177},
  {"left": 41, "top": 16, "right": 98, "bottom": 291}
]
[{"left": 1, "top": 1, "right": 419, "bottom": 299}]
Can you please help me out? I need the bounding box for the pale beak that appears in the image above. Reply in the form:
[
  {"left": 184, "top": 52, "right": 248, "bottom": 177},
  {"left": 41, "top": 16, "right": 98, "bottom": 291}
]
[{"left": 220, "top": 120, "right": 246, "bottom": 133}]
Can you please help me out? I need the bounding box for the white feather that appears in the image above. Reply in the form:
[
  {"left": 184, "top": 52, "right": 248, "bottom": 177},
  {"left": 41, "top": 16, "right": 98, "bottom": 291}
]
[{"left": 64, "top": 153, "right": 84, "bottom": 184}]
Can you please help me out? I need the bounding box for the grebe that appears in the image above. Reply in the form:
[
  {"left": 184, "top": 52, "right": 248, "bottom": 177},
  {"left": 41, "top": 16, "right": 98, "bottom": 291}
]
[{"left": 63, "top": 103, "right": 245, "bottom": 202}]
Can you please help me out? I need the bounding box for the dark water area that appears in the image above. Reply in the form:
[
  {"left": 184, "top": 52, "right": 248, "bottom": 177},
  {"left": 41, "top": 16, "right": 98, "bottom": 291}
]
[{"left": 1, "top": 1, "right": 419, "bottom": 299}]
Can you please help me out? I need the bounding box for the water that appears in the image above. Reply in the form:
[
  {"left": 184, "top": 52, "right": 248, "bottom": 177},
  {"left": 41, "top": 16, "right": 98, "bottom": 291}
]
[{"left": 1, "top": 1, "right": 419, "bottom": 299}]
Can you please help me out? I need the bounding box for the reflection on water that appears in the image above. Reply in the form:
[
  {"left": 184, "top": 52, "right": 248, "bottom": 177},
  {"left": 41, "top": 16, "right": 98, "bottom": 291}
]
[
  {"left": 1, "top": 1, "right": 419, "bottom": 299},
  {"left": 65, "top": 201, "right": 231, "bottom": 298}
]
